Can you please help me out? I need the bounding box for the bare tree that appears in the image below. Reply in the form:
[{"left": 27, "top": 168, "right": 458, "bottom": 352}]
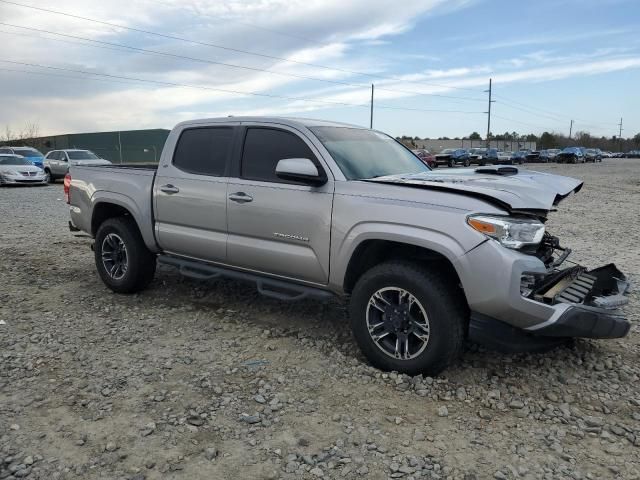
[
  {"left": 2, "top": 125, "right": 15, "bottom": 143},
  {"left": 18, "top": 122, "right": 40, "bottom": 141}
]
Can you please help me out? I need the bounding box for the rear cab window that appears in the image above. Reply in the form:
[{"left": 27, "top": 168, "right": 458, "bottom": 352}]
[{"left": 172, "top": 127, "right": 234, "bottom": 176}]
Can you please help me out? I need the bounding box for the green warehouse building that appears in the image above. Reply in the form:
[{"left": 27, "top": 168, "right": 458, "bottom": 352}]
[{"left": 6, "top": 129, "right": 170, "bottom": 164}]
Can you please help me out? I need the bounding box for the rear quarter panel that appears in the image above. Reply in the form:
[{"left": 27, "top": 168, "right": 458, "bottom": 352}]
[{"left": 69, "top": 165, "right": 158, "bottom": 251}]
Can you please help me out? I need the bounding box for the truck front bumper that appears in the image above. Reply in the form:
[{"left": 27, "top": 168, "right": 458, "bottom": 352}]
[{"left": 454, "top": 240, "right": 630, "bottom": 340}]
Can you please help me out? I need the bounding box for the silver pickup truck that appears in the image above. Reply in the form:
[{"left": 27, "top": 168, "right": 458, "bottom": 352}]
[{"left": 67, "top": 117, "right": 630, "bottom": 375}]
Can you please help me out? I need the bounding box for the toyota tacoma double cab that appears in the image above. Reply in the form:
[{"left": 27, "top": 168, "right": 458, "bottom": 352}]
[{"left": 66, "top": 117, "right": 630, "bottom": 376}]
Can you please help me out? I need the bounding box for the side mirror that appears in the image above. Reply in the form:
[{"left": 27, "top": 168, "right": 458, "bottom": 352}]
[{"left": 275, "top": 158, "right": 326, "bottom": 186}]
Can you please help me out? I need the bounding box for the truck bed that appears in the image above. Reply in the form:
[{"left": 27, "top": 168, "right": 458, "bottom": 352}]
[{"left": 68, "top": 164, "right": 159, "bottom": 251}]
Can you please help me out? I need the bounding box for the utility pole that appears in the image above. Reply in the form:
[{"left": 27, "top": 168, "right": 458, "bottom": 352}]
[
  {"left": 370, "top": 84, "right": 374, "bottom": 129},
  {"left": 618, "top": 117, "right": 623, "bottom": 151},
  {"left": 485, "top": 78, "right": 494, "bottom": 148},
  {"left": 569, "top": 120, "right": 573, "bottom": 140}
]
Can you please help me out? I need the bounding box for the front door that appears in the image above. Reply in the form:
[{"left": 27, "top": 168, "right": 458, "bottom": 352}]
[
  {"left": 226, "top": 126, "right": 333, "bottom": 285},
  {"left": 154, "top": 126, "right": 235, "bottom": 263}
]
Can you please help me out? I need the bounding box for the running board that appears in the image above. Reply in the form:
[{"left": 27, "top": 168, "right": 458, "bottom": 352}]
[{"left": 157, "top": 255, "right": 335, "bottom": 302}]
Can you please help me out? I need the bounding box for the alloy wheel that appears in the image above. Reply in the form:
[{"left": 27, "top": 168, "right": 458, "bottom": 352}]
[
  {"left": 366, "top": 287, "right": 430, "bottom": 360},
  {"left": 101, "top": 233, "right": 128, "bottom": 280}
]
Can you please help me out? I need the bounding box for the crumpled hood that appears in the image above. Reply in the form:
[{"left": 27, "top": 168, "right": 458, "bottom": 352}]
[
  {"left": 367, "top": 166, "right": 583, "bottom": 212},
  {"left": 70, "top": 159, "right": 112, "bottom": 167}
]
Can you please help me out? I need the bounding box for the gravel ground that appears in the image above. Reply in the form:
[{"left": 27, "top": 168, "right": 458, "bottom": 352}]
[{"left": 1, "top": 159, "right": 639, "bottom": 480}]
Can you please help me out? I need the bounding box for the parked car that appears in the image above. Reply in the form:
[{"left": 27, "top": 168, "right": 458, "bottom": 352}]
[
  {"left": 557, "top": 147, "right": 585, "bottom": 164},
  {"left": 411, "top": 149, "right": 436, "bottom": 168},
  {"left": 584, "top": 148, "right": 603, "bottom": 162},
  {"left": 547, "top": 149, "right": 561, "bottom": 161},
  {"left": 612, "top": 152, "right": 625, "bottom": 158},
  {"left": 0, "top": 154, "right": 48, "bottom": 185},
  {"left": 500, "top": 151, "right": 526, "bottom": 165},
  {"left": 0, "top": 146, "right": 45, "bottom": 168},
  {"left": 525, "top": 151, "right": 541, "bottom": 163},
  {"left": 467, "top": 148, "right": 487, "bottom": 165},
  {"left": 44, "top": 149, "right": 112, "bottom": 182},
  {"left": 66, "top": 116, "right": 630, "bottom": 376},
  {"left": 481, "top": 149, "right": 509, "bottom": 165},
  {"left": 624, "top": 150, "right": 640, "bottom": 158},
  {"left": 482, "top": 148, "right": 499, "bottom": 164},
  {"left": 434, "top": 148, "right": 471, "bottom": 167}
]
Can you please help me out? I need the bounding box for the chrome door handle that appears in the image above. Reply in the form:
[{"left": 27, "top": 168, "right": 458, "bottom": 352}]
[
  {"left": 160, "top": 184, "right": 179, "bottom": 194},
  {"left": 228, "top": 192, "right": 253, "bottom": 203}
]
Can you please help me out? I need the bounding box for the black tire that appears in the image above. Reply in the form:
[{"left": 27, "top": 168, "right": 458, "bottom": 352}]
[
  {"left": 349, "top": 261, "right": 467, "bottom": 376},
  {"left": 448, "top": 160, "right": 454, "bottom": 168},
  {"left": 463, "top": 158, "right": 470, "bottom": 167},
  {"left": 94, "top": 216, "right": 156, "bottom": 293},
  {"left": 44, "top": 169, "right": 54, "bottom": 183}
]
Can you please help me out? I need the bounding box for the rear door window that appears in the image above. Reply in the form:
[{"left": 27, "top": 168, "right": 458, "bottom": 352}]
[{"left": 173, "top": 127, "right": 234, "bottom": 176}]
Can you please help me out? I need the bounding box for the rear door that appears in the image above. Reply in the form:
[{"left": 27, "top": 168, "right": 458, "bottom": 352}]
[
  {"left": 47, "top": 151, "right": 62, "bottom": 175},
  {"left": 154, "top": 125, "right": 236, "bottom": 263},
  {"left": 226, "top": 124, "right": 334, "bottom": 284}
]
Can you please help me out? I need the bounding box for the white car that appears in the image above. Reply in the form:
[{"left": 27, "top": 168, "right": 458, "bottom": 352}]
[
  {"left": 44, "top": 149, "right": 112, "bottom": 182},
  {"left": 0, "top": 154, "right": 48, "bottom": 185}
]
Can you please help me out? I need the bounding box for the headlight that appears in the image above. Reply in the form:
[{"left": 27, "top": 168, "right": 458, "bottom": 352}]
[{"left": 467, "top": 214, "right": 545, "bottom": 249}]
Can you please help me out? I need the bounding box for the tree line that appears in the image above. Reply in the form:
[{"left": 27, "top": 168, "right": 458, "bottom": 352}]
[{"left": 399, "top": 130, "right": 640, "bottom": 152}]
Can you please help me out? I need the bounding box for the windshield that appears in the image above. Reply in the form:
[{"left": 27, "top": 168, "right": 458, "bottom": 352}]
[
  {"left": 0, "top": 156, "right": 32, "bottom": 165},
  {"left": 310, "top": 127, "right": 428, "bottom": 180},
  {"left": 67, "top": 150, "right": 99, "bottom": 160},
  {"left": 13, "top": 148, "right": 43, "bottom": 158},
  {"left": 562, "top": 147, "right": 580, "bottom": 153},
  {"left": 441, "top": 149, "right": 455, "bottom": 154}
]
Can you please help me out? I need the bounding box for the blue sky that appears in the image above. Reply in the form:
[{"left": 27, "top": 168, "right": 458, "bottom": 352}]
[{"left": 0, "top": 0, "right": 638, "bottom": 139}]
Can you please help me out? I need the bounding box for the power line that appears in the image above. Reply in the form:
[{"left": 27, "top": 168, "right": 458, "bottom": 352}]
[
  {"left": 0, "top": 59, "right": 486, "bottom": 115},
  {"left": 0, "top": 23, "right": 486, "bottom": 104},
  {"left": 494, "top": 94, "right": 615, "bottom": 130},
  {"left": 0, "top": 0, "right": 484, "bottom": 93}
]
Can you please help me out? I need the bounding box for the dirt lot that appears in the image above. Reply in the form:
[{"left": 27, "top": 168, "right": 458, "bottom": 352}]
[{"left": 1, "top": 159, "right": 639, "bottom": 480}]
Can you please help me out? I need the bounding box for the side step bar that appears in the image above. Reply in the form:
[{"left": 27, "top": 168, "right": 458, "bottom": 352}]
[{"left": 157, "top": 255, "right": 335, "bottom": 302}]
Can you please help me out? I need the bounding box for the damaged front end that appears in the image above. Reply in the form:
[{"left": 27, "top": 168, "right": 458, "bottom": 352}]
[{"left": 519, "top": 232, "right": 631, "bottom": 338}]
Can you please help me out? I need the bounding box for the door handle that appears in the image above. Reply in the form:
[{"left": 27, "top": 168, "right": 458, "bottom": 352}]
[
  {"left": 228, "top": 192, "right": 253, "bottom": 203},
  {"left": 160, "top": 184, "right": 180, "bottom": 194}
]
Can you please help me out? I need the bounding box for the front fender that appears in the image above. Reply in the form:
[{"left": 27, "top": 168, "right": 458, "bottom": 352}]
[{"left": 329, "top": 221, "right": 482, "bottom": 292}]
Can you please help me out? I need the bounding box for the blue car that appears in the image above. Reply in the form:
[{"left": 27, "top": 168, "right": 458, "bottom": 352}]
[{"left": 0, "top": 146, "right": 45, "bottom": 168}]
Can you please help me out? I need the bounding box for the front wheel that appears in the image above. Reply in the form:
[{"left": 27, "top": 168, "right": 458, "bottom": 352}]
[
  {"left": 349, "top": 262, "right": 466, "bottom": 376},
  {"left": 94, "top": 216, "right": 156, "bottom": 293}
]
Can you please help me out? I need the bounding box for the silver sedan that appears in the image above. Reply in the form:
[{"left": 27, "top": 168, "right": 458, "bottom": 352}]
[{"left": 0, "top": 154, "right": 48, "bottom": 185}]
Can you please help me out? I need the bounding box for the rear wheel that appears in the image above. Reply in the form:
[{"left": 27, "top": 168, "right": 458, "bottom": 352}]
[
  {"left": 448, "top": 159, "right": 454, "bottom": 168},
  {"left": 463, "top": 158, "right": 470, "bottom": 167},
  {"left": 349, "top": 261, "right": 466, "bottom": 376},
  {"left": 94, "top": 216, "right": 156, "bottom": 293},
  {"left": 44, "top": 169, "right": 54, "bottom": 183}
]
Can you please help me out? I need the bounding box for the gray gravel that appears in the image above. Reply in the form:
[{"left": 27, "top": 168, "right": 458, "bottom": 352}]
[{"left": 1, "top": 159, "right": 639, "bottom": 479}]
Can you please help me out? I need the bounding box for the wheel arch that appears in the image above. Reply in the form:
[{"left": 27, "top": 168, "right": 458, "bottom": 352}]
[
  {"left": 89, "top": 192, "right": 158, "bottom": 252},
  {"left": 341, "top": 238, "right": 465, "bottom": 300}
]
